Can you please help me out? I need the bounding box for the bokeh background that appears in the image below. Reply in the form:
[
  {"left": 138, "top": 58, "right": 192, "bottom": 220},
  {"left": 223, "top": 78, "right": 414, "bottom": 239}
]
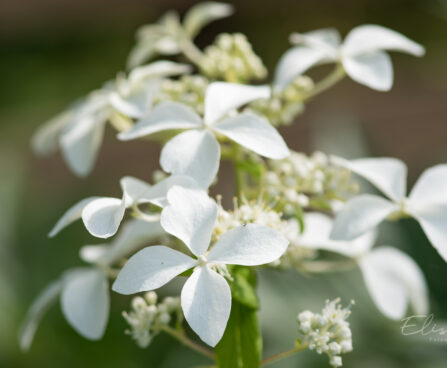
[{"left": 1, "top": 0, "right": 447, "bottom": 367}]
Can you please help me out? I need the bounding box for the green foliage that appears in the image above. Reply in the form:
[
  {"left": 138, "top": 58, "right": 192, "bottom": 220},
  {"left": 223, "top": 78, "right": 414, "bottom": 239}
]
[{"left": 215, "top": 266, "right": 262, "bottom": 368}]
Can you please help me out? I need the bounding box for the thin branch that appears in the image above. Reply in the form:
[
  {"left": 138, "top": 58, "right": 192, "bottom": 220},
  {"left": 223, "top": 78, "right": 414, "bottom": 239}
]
[{"left": 261, "top": 343, "right": 309, "bottom": 366}]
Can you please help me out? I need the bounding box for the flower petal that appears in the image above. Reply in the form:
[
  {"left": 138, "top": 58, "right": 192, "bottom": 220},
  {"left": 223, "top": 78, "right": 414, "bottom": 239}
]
[
  {"left": 80, "top": 219, "right": 165, "bottom": 265},
  {"left": 342, "top": 51, "right": 393, "bottom": 91},
  {"left": 359, "top": 246, "right": 428, "bottom": 319},
  {"left": 204, "top": 82, "right": 271, "bottom": 125},
  {"left": 61, "top": 269, "right": 110, "bottom": 340},
  {"left": 213, "top": 113, "right": 290, "bottom": 159},
  {"left": 48, "top": 197, "right": 100, "bottom": 237},
  {"left": 299, "top": 213, "right": 376, "bottom": 257},
  {"left": 208, "top": 223, "right": 289, "bottom": 265},
  {"left": 117, "top": 102, "right": 202, "bottom": 141},
  {"left": 127, "top": 61, "right": 191, "bottom": 86},
  {"left": 31, "top": 109, "right": 74, "bottom": 156},
  {"left": 160, "top": 129, "right": 220, "bottom": 188},
  {"left": 112, "top": 246, "right": 196, "bottom": 294},
  {"left": 289, "top": 28, "right": 342, "bottom": 50},
  {"left": 411, "top": 204, "right": 447, "bottom": 262},
  {"left": 330, "top": 194, "right": 398, "bottom": 241},
  {"left": 183, "top": 2, "right": 234, "bottom": 38},
  {"left": 60, "top": 97, "right": 109, "bottom": 176},
  {"left": 331, "top": 156, "right": 407, "bottom": 201},
  {"left": 181, "top": 267, "right": 231, "bottom": 347},
  {"left": 19, "top": 279, "right": 64, "bottom": 351},
  {"left": 82, "top": 197, "right": 126, "bottom": 239},
  {"left": 137, "top": 175, "right": 200, "bottom": 207},
  {"left": 120, "top": 176, "right": 153, "bottom": 205},
  {"left": 342, "top": 24, "right": 425, "bottom": 57},
  {"left": 273, "top": 46, "right": 330, "bottom": 91},
  {"left": 161, "top": 186, "right": 217, "bottom": 257},
  {"left": 409, "top": 164, "right": 447, "bottom": 205}
]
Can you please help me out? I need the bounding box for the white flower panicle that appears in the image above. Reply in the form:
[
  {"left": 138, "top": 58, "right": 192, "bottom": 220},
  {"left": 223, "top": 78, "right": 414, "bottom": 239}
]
[
  {"left": 200, "top": 33, "right": 267, "bottom": 83},
  {"left": 264, "top": 151, "right": 358, "bottom": 214},
  {"left": 123, "top": 292, "right": 181, "bottom": 348},
  {"left": 297, "top": 299, "right": 354, "bottom": 367}
]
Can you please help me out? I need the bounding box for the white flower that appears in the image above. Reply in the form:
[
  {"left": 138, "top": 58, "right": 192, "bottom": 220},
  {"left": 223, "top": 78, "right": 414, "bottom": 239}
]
[
  {"left": 118, "top": 82, "right": 290, "bottom": 187},
  {"left": 19, "top": 220, "right": 164, "bottom": 351},
  {"left": 49, "top": 174, "right": 197, "bottom": 239},
  {"left": 112, "top": 186, "right": 289, "bottom": 346},
  {"left": 127, "top": 2, "right": 234, "bottom": 68},
  {"left": 275, "top": 25, "right": 425, "bottom": 91},
  {"left": 330, "top": 156, "right": 447, "bottom": 262},
  {"left": 300, "top": 212, "right": 428, "bottom": 320},
  {"left": 31, "top": 61, "right": 190, "bottom": 176}
]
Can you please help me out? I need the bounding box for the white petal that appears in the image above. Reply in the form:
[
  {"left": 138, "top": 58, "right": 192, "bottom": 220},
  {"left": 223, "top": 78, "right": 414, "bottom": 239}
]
[
  {"left": 342, "top": 24, "right": 425, "bottom": 57},
  {"left": 330, "top": 194, "right": 398, "bottom": 241},
  {"left": 61, "top": 269, "right": 109, "bottom": 340},
  {"left": 60, "top": 98, "right": 109, "bottom": 176},
  {"left": 409, "top": 164, "right": 447, "bottom": 205},
  {"left": 299, "top": 213, "right": 376, "bottom": 257},
  {"left": 80, "top": 219, "right": 165, "bottom": 265},
  {"left": 161, "top": 186, "right": 217, "bottom": 257},
  {"left": 120, "top": 176, "right": 153, "bottom": 205},
  {"left": 183, "top": 2, "right": 234, "bottom": 38},
  {"left": 117, "top": 102, "right": 202, "bottom": 141},
  {"left": 127, "top": 61, "right": 191, "bottom": 86},
  {"left": 331, "top": 156, "right": 407, "bottom": 201},
  {"left": 112, "top": 246, "right": 196, "bottom": 294},
  {"left": 208, "top": 223, "right": 289, "bottom": 265},
  {"left": 160, "top": 129, "right": 220, "bottom": 188},
  {"left": 342, "top": 51, "right": 393, "bottom": 91},
  {"left": 204, "top": 82, "right": 271, "bottom": 125},
  {"left": 82, "top": 197, "right": 126, "bottom": 239},
  {"left": 213, "top": 113, "right": 290, "bottom": 159},
  {"left": 181, "top": 267, "right": 231, "bottom": 347},
  {"left": 411, "top": 204, "right": 447, "bottom": 262},
  {"left": 137, "top": 175, "right": 200, "bottom": 207},
  {"left": 31, "top": 109, "right": 74, "bottom": 156},
  {"left": 289, "top": 28, "right": 342, "bottom": 49},
  {"left": 109, "top": 81, "right": 159, "bottom": 119},
  {"left": 359, "top": 246, "right": 428, "bottom": 319},
  {"left": 19, "top": 279, "right": 63, "bottom": 351},
  {"left": 49, "top": 197, "right": 100, "bottom": 237}
]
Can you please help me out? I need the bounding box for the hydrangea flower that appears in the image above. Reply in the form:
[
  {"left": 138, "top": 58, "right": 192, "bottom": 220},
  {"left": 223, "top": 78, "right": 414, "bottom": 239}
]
[
  {"left": 118, "top": 82, "right": 290, "bottom": 187},
  {"left": 31, "top": 61, "right": 190, "bottom": 176},
  {"left": 49, "top": 174, "right": 197, "bottom": 239},
  {"left": 299, "top": 212, "right": 428, "bottom": 320},
  {"left": 127, "top": 2, "right": 234, "bottom": 68},
  {"left": 19, "top": 220, "right": 164, "bottom": 350},
  {"left": 112, "top": 186, "right": 289, "bottom": 346},
  {"left": 275, "top": 25, "right": 425, "bottom": 91},
  {"left": 330, "top": 156, "right": 447, "bottom": 262}
]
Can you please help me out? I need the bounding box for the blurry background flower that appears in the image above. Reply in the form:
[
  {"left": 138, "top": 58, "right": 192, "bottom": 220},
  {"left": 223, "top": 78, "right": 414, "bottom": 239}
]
[{"left": 1, "top": 0, "right": 447, "bottom": 367}]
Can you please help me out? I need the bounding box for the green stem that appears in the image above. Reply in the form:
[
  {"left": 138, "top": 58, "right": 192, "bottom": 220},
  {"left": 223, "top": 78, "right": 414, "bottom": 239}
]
[
  {"left": 261, "top": 343, "right": 309, "bottom": 366},
  {"left": 302, "top": 63, "right": 345, "bottom": 101},
  {"left": 161, "top": 325, "right": 215, "bottom": 360}
]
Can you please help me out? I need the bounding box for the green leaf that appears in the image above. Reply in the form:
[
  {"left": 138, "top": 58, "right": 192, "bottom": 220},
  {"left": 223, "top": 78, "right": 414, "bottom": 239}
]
[
  {"left": 215, "top": 299, "right": 262, "bottom": 368},
  {"left": 227, "top": 266, "right": 259, "bottom": 310}
]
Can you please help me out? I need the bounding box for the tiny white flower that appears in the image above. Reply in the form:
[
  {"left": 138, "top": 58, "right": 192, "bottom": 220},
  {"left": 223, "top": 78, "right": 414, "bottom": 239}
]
[
  {"left": 32, "top": 61, "right": 190, "bottom": 177},
  {"left": 49, "top": 175, "right": 198, "bottom": 239},
  {"left": 112, "top": 186, "right": 289, "bottom": 346},
  {"left": 330, "top": 156, "right": 447, "bottom": 263},
  {"left": 274, "top": 25, "right": 425, "bottom": 91},
  {"left": 118, "top": 82, "right": 290, "bottom": 187},
  {"left": 19, "top": 219, "right": 164, "bottom": 351}
]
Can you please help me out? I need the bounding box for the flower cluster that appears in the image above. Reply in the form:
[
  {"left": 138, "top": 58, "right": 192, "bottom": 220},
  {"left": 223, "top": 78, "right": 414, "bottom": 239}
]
[
  {"left": 297, "top": 299, "right": 353, "bottom": 367},
  {"left": 123, "top": 292, "right": 181, "bottom": 348},
  {"left": 21, "top": 2, "right": 441, "bottom": 368},
  {"left": 263, "top": 151, "right": 358, "bottom": 215},
  {"left": 200, "top": 33, "right": 267, "bottom": 83}
]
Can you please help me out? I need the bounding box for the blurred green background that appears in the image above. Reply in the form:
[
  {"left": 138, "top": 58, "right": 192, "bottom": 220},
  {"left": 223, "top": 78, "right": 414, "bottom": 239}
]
[{"left": 1, "top": 0, "right": 447, "bottom": 367}]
